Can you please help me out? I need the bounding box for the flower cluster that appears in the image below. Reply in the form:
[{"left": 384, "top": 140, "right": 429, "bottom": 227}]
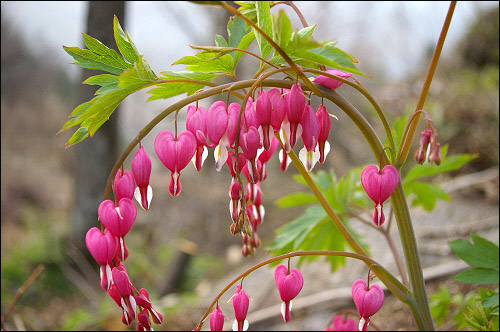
[{"left": 86, "top": 145, "right": 162, "bottom": 330}]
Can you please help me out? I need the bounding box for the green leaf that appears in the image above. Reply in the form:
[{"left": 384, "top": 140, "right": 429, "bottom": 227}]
[
  {"left": 450, "top": 235, "right": 500, "bottom": 269},
  {"left": 285, "top": 25, "right": 322, "bottom": 52},
  {"left": 215, "top": 34, "right": 228, "bottom": 47},
  {"left": 173, "top": 52, "right": 234, "bottom": 73},
  {"left": 235, "top": 31, "right": 255, "bottom": 65},
  {"left": 483, "top": 293, "right": 499, "bottom": 309},
  {"left": 404, "top": 181, "right": 450, "bottom": 211},
  {"left": 66, "top": 126, "right": 89, "bottom": 147},
  {"left": 292, "top": 45, "right": 365, "bottom": 76},
  {"left": 386, "top": 107, "right": 411, "bottom": 154},
  {"left": 273, "top": 9, "right": 292, "bottom": 50},
  {"left": 471, "top": 234, "right": 500, "bottom": 268},
  {"left": 147, "top": 71, "right": 216, "bottom": 101},
  {"left": 275, "top": 192, "right": 317, "bottom": 208},
  {"left": 63, "top": 45, "right": 131, "bottom": 75},
  {"left": 254, "top": 1, "right": 273, "bottom": 62},
  {"left": 454, "top": 268, "right": 500, "bottom": 285},
  {"left": 118, "top": 56, "right": 156, "bottom": 90},
  {"left": 113, "top": 15, "right": 140, "bottom": 64},
  {"left": 147, "top": 71, "right": 215, "bottom": 101},
  {"left": 430, "top": 286, "right": 452, "bottom": 326},
  {"left": 236, "top": 1, "right": 258, "bottom": 23},
  {"left": 404, "top": 144, "right": 478, "bottom": 182}
]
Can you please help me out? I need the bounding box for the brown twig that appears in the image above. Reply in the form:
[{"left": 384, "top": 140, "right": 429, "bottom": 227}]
[{"left": 1, "top": 265, "right": 45, "bottom": 326}]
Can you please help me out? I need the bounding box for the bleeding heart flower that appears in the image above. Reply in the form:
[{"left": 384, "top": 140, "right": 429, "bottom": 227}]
[
  {"left": 313, "top": 69, "right": 352, "bottom": 90},
  {"left": 239, "top": 126, "right": 261, "bottom": 184},
  {"left": 186, "top": 104, "right": 208, "bottom": 171},
  {"left": 268, "top": 88, "right": 286, "bottom": 133},
  {"left": 255, "top": 89, "right": 274, "bottom": 151},
  {"left": 154, "top": 130, "right": 197, "bottom": 196},
  {"left": 287, "top": 83, "right": 306, "bottom": 151},
  {"left": 134, "top": 288, "right": 163, "bottom": 325},
  {"left": 299, "top": 104, "right": 321, "bottom": 172},
  {"left": 131, "top": 145, "right": 153, "bottom": 210},
  {"left": 351, "top": 279, "right": 384, "bottom": 321},
  {"left": 274, "top": 264, "right": 304, "bottom": 322},
  {"left": 232, "top": 284, "right": 250, "bottom": 331},
  {"left": 113, "top": 169, "right": 135, "bottom": 203},
  {"left": 316, "top": 104, "right": 331, "bottom": 164},
  {"left": 209, "top": 304, "right": 226, "bottom": 331},
  {"left": 360, "top": 165, "right": 399, "bottom": 226},
  {"left": 414, "top": 129, "right": 432, "bottom": 165},
  {"left": 85, "top": 227, "right": 118, "bottom": 291},
  {"left": 111, "top": 267, "right": 137, "bottom": 325}
]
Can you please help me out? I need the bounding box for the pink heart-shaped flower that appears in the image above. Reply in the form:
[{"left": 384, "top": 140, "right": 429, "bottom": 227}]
[
  {"left": 331, "top": 315, "right": 358, "bottom": 331},
  {"left": 85, "top": 227, "right": 118, "bottom": 265},
  {"left": 98, "top": 198, "right": 137, "bottom": 237},
  {"left": 274, "top": 264, "right": 304, "bottom": 302},
  {"left": 351, "top": 279, "right": 384, "bottom": 318},
  {"left": 361, "top": 165, "right": 400, "bottom": 204}
]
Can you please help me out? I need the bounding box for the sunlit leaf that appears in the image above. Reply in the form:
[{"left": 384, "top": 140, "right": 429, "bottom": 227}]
[
  {"left": 254, "top": 1, "right": 274, "bottom": 63},
  {"left": 404, "top": 181, "right": 450, "bottom": 211}
]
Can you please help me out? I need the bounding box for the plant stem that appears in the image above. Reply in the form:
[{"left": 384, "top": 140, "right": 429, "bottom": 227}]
[
  {"left": 396, "top": 1, "right": 456, "bottom": 168},
  {"left": 194, "top": 250, "right": 410, "bottom": 331}
]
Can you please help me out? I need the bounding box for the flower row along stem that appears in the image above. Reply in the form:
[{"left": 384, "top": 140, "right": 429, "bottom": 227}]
[{"left": 195, "top": 250, "right": 410, "bottom": 331}]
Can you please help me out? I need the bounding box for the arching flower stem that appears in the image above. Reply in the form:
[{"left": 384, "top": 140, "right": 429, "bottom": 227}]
[{"left": 194, "top": 250, "right": 411, "bottom": 331}]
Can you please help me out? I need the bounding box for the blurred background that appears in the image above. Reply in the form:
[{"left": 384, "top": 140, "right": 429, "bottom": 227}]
[{"left": 1, "top": 1, "right": 498, "bottom": 330}]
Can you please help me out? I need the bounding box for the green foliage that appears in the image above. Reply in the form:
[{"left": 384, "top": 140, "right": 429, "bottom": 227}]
[
  {"left": 60, "top": 308, "right": 93, "bottom": 331},
  {"left": 431, "top": 234, "right": 500, "bottom": 330},
  {"left": 269, "top": 169, "right": 369, "bottom": 272},
  {"left": 254, "top": 1, "right": 274, "bottom": 63},
  {"left": 148, "top": 71, "right": 216, "bottom": 102},
  {"left": 60, "top": 16, "right": 157, "bottom": 147},
  {"left": 403, "top": 144, "right": 477, "bottom": 211}
]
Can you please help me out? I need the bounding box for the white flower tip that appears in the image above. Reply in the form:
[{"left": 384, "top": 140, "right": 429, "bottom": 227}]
[
  {"left": 359, "top": 317, "right": 366, "bottom": 331},
  {"left": 214, "top": 144, "right": 228, "bottom": 172}
]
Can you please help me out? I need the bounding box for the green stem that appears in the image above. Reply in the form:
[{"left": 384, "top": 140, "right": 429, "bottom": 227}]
[
  {"left": 221, "top": 1, "right": 321, "bottom": 95},
  {"left": 194, "top": 250, "right": 411, "bottom": 331},
  {"left": 396, "top": 1, "right": 456, "bottom": 168}
]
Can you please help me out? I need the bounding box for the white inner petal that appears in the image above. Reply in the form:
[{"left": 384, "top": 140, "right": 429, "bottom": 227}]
[
  {"left": 214, "top": 144, "right": 229, "bottom": 172},
  {"left": 358, "top": 317, "right": 366, "bottom": 331},
  {"left": 280, "top": 302, "right": 286, "bottom": 321}
]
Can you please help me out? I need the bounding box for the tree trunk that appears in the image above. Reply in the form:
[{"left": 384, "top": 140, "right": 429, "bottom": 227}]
[{"left": 72, "top": 1, "right": 125, "bottom": 254}]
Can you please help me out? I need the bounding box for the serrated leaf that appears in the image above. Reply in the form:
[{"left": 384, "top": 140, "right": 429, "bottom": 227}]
[
  {"left": 173, "top": 52, "right": 234, "bottom": 73},
  {"left": 454, "top": 268, "right": 499, "bottom": 285},
  {"left": 273, "top": 9, "right": 292, "bottom": 50},
  {"left": 254, "top": 1, "right": 273, "bottom": 63},
  {"left": 113, "top": 15, "right": 140, "bottom": 64},
  {"left": 292, "top": 46, "right": 365, "bottom": 76},
  {"left": 275, "top": 192, "right": 317, "bottom": 208},
  {"left": 147, "top": 71, "right": 216, "bottom": 101},
  {"left": 404, "top": 144, "right": 478, "bottom": 182},
  {"left": 118, "top": 56, "right": 156, "bottom": 90},
  {"left": 66, "top": 126, "right": 89, "bottom": 147},
  {"left": 236, "top": 1, "right": 258, "bottom": 23},
  {"left": 450, "top": 236, "right": 500, "bottom": 269},
  {"left": 58, "top": 100, "right": 94, "bottom": 134},
  {"left": 63, "top": 45, "right": 131, "bottom": 75},
  {"left": 404, "top": 181, "right": 450, "bottom": 211}
]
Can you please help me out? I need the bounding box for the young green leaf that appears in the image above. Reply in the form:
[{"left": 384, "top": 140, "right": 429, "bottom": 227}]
[
  {"left": 147, "top": 71, "right": 216, "bottom": 101},
  {"left": 272, "top": 9, "right": 292, "bottom": 50},
  {"left": 113, "top": 15, "right": 140, "bottom": 64},
  {"left": 449, "top": 234, "right": 500, "bottom": 270},
  {"left": 254, "top": 1, "right": 274, "bottom": 63},
  {"left": 482, "top": 292, "right": 499, "bottom": 309},
  {"left": 173, "top": 52, "right": 234, "bottom": 74},
  {"left": 275, "top": 192, "right": 318, "bottom": 208},
  {"left": 454, "top": 268, "right": 499, "bottom": 285},
  {"left": 83, "top": 74, "right": 120, "bottom": 96}
]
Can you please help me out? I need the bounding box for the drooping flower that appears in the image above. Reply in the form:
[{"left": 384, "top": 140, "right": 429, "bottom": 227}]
[
  {"left": 232, "top": 284, "right": 250, "bottom": 331},
  {"left": 360, "top": 165, "right": 399, "bottom": 226},
  {"left": 85, "top": 227, "right": 118, "bottom": 291},
  {"left": 285, "top": 83, "right": 306, "bottom": 151},
  {"left": 316, "top": 104, "right": 331, "bottom": 164},
  {"left": 313, "top": 69, "right": 352, "bottom": 90},
  {"left": 136, "top": 311, "right": 152, "bottom": 331},
  {"left": 299, "top": 104, "right": 321, "bottom": 172},
  {"left": 111, "top": 267, "right": 137, "bottom": 325},
  {"left": 268, "top": 88, "right": 286, "bottom": 133},
  {"left": 229, "top": 179, "right": 242, "bottom": 222},
  {"left": 134, "top": 288, "right": 163, "bottom": 325},
  {"left": 186, "top": 104, "right": 208, "bottom": 171},
  {"left": 255, "top": 89, "right": 274, "bottom": 151},
  {"left": 113, "top": 169, "right": 135, "bottom": 203},
  {"left": 131, "top": 145, "right": 153, "bottom": 210},
  {"left": 325, "top": 315, "right": 358, "bottom": 331},
  {"left": 351, "top": 279, "right": 384, "bottom": 330},
  {"left": 209, "top": 304, "right": 226, "bottom": 331},
  {"left": 98, "top": 198, "right": 137, "bottom": 261},
  {"left": 414, "top": 129, "right": 432, "bottom": 165},
  {"left": 274, "top": 264, "right": 304, "bottom": 322},
  {"left": 239, "top": 126, "right": 261, "bottom": 184},
  {"left": 154, "top": 130, "right": 197, "bottom": 196}
]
